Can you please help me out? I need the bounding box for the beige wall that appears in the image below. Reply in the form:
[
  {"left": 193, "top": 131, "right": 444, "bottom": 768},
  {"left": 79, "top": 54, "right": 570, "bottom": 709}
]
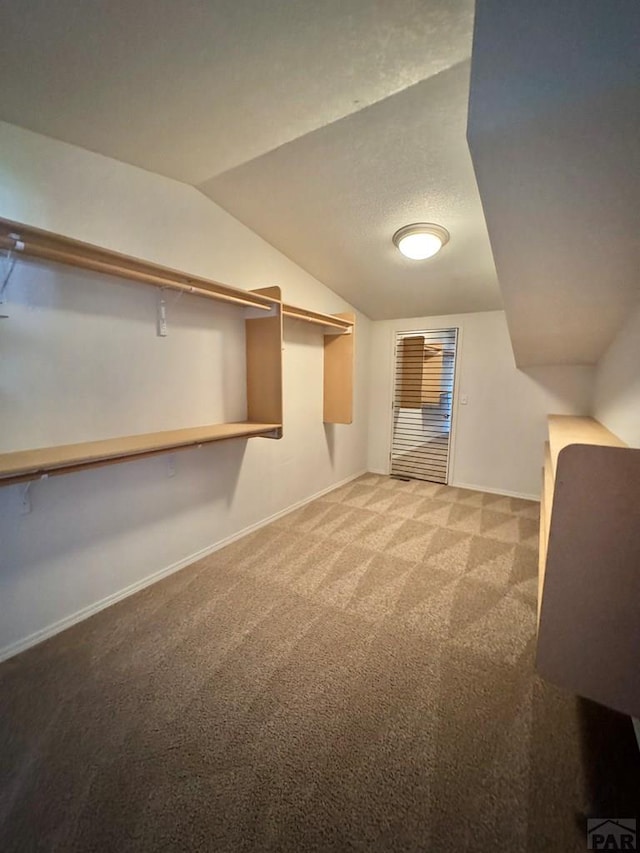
[{"left": 0, "top": 121, "right": 370, "bottom": 658}]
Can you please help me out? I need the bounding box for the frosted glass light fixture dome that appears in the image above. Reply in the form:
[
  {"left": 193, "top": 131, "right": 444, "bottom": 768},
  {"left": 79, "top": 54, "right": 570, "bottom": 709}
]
[{"left": 392, "top": 223, "right": 450, "bottom": 260}]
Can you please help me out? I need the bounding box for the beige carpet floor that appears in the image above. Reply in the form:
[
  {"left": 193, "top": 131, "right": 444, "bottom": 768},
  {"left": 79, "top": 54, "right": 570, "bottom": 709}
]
[{"left": 1, "top": 474, "right": 638, "bottom": 852}]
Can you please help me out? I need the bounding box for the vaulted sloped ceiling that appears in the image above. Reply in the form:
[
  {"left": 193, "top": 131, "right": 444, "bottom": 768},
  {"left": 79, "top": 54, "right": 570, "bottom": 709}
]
[
  {"left": 0, "top": 0, "right": 475, "bottom": 184},
  {"left": 468, "top": 0, "right": 640, "bottom": 367},
  {"left": 201, "top": 61, "right": 500, "bottom": 319},
  {"left": 0, "top": 0, "right": 502, "bottom": 321}
]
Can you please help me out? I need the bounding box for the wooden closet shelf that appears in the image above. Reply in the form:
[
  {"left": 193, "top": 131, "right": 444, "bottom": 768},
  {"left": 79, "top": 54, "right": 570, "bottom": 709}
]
[
  {"left": 0, "top": 217, "right": 355, "bottom": 478},
  {"left": 537, "top": 442, "right": 554, "bottom": 625},
  {"left": 542, "top": 442, "right": 553, "bottom": 539},
  {"left": 548, "top": 414, "right": 626, "bottom": 478},
  {"left": 539, "top": 416, "right": 625, "bottom": 619},
  {"left": 536, "top": 414, "right": 640, "bottom": 719},
  {"left": 282, "top": 304, "right": 354, "bottom": 331},
  {"left": 0, "top": 422, "right": 281, "bottom": 486},
  {"left": 0, "top": 218, "right": 274, "bottom": 311}
]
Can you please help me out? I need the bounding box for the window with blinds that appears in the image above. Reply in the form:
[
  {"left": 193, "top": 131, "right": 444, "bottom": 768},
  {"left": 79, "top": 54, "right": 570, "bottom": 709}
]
[{"left": 391, "top": 328, "right": 458, "bottom": 483}]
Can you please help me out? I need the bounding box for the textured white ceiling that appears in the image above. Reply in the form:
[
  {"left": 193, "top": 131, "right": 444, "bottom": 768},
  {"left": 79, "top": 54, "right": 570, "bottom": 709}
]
[
  {"left": 468, "top": 0, "right": 640, "bottom": 366},
  {"left": 4, "top": 0, "right": 635, "bottom": 361},
  {"left": 0, "top": 0, "right": 475, "bottom": 184},
  {"left": 201, "top": 61, "right": 501, "bottom": 319},
  {"left": 0, "top": 0, "right": 500, "bottom": 322}
]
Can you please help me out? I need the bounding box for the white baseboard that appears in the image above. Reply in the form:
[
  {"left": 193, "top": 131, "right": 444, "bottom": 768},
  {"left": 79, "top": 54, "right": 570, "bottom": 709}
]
[
  {"left": 367, "top": 470, "right": 539, "bottom": 502},
  {"left": 451, "top": 480, "right": 540, "bottom": 502},
  {"left": 0, "top": 469, "right": 367, "bottom": 664}
]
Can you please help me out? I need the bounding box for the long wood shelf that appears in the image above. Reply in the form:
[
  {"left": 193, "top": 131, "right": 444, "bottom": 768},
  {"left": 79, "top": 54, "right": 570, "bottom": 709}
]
[
  {"left": 536, "top": 414, "right": 640, "bottom": 719},
  {"left": 0, "top": 217, "right": 274, "bottom": 311},
  {"left": 0, "top": 422, "right": 281, "bottom": 486},
  {"left": 542, "top": 442, "right": 553, "bottom": 549},
  {"left": 547, "top": 414, "right": 625, "bottom": 478},
  {"left": 0, "top": 217, "right": 358, "bottom": 333},
  {"left": 537, "top": 441, "right": 554, "bottom": 625},
  {"left": 537, "top": 483, "right": 547, "bottom": 626},
  {"left": 539, "top": 417, "right": 627, "bottom": 619},
  {"left": 0, "top": 217, "right": 356, "bottom": 482}
]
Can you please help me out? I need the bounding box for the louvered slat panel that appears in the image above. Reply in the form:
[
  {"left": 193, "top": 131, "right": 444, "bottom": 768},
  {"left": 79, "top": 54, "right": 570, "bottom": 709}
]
[{"left": 391, "top": 328, "right": 458, "bottom": 483}]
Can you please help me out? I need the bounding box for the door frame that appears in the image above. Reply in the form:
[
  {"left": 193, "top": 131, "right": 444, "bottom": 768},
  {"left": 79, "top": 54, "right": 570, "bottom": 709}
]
[{"left": 388, "top": 324, "right": 463, "bottom": 484}]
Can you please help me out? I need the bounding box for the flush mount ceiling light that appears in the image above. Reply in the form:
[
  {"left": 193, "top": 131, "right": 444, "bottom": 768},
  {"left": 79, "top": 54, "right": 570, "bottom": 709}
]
[{"left": 392, "top": 223, "right": 450, "bottom": 260}]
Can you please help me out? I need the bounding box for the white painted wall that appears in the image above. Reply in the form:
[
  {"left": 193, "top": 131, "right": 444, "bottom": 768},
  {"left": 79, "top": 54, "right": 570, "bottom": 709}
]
[
  {"left": 0, "top": 121, "right": 370, "bottom": 658},
  {"left": 368, "top": 311, "right": 594, "bottom": 498},
  {"left": 592, "top": 302, "right": 640, "bottom": 447}
]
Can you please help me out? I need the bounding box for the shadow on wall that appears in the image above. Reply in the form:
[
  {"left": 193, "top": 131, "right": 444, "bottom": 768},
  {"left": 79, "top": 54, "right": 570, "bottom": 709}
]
[
  {"left": 324, "top": 422, "right": 336, "bottom": 464},
  {"left": 520, "top": 366, "right": 594, "bottom": 412},
  {"left": 529, "top": 677, "right": 640, "bottom": 848},
  {"left": 577, "top": 698, "right": 640, "bottom": 821},
  {"left": 7, "top": 259, "right": 239, "bottom": 329}
]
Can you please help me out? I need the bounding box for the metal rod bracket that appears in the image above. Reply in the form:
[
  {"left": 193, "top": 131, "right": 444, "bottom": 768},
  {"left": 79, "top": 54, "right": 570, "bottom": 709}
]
[
  {"left": 21, "top": 481, "right": 32, "bottom": 515},
  {"left": 1, "top": 246, "right": 17, "bottom": 303}
]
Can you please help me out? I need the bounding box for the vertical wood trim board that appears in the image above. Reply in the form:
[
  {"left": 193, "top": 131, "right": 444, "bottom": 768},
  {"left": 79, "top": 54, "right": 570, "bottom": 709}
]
[
  {"left": 246, "top": 287, "right": 283, "bottom": 435},
  {"left": 323, "top": 313, "right": 355, "bottom": 424}
]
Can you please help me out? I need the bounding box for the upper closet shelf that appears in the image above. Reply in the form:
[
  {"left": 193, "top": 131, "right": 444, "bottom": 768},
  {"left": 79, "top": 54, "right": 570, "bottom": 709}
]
[
  {"left": 537, "top": 414, "right": 640, "bottom": 719},
  {"left": 548, "top": 415, "right": 626, "bottom": 477},
  {"left": 0, "top": 422, "right": 281, "bottom": 486},
  {"left": 282, "top": 304, "right": 354, "bottom": 333},
  {"left": 0, "top": 217, "right": 357, "bottom": 337},
  {"left": 0, "top": 217, "right": 274, "bottom": 311}
]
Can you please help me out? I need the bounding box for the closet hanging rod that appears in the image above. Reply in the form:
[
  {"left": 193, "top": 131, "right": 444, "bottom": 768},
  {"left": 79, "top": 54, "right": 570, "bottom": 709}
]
[
  {"left": 0, "top": 220, "right": 274, "bottom": 311},
  {"left": 282, "top": 303, "right": 354, "bottom": 331},
  {"left": 0, "top": 421, "right": 283, "bottom": 487}
]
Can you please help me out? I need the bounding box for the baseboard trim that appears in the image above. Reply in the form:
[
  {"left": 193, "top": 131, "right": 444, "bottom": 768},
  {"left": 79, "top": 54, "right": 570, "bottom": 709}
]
[
  {"left": 451, "top": 480, "right": 540, "bottom": 502},
  {"left": 0, "top": 469, "right": 367, "bottom": 664},
  {"left": 366, "top": 470, "right": 539, "bottom": 502}
]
